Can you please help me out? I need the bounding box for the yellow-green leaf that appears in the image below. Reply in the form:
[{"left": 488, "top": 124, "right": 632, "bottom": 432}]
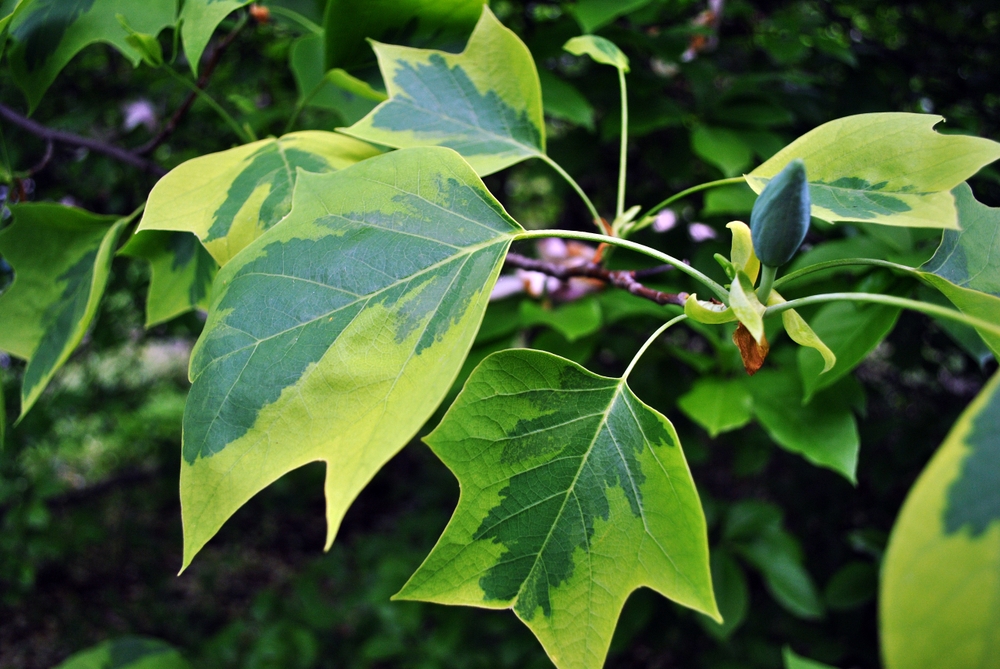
[
  {"left": 340, "top": 6, "right": 546, "bottom": 176},
  {"left": 768, "top": 290, "right": 835, "bottom": 373},
  {"left": 746, "top": 113, "right": 1000, "bottom": 229},
  {"left": 396, "top": 349, "right": 718, "bottom": 669},
  {"left": 881, "top": 370, "right": 1000, "bottom": 669},
  {"left": 137, "top": 131, "right": 380, "bottom": 266},
  {"left": 0, "top": 204, "right": 129, "bottom": 419},
  {"left": 727, "top": 220, "right": 760, "bottom": 283},
  {"left": 179, "top": 147, "right": 522, "bottom": 569},
  {"left": 180, "top": 0, "right": 251, "bottom": 75}
]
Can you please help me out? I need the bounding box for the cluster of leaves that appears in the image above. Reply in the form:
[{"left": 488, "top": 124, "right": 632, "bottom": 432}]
[{"left": 2, "top": 1, "right": 1000, "bottom": 668}]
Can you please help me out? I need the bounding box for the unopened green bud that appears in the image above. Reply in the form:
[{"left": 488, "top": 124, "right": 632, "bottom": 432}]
[{"left": 750, "top": 158, "right": 810, "bottom": 267}]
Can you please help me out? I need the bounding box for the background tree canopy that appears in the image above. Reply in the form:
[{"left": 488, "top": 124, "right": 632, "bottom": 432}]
[{"left": 1, "top": 0, "right": 998, "bottom": 667}]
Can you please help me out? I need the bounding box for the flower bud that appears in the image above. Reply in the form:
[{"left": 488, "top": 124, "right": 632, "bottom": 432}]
[{"left": 750, "top": 159, "right": 810, "bottom": 267}]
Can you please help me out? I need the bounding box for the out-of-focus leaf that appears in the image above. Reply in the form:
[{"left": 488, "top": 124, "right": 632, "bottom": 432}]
[
  {"left": 823, "top": 561, "right": 876, "bottom": 610},
  {"left": 0, "top": 204, "right": 129, "bottom": 419},
  {"left": 881, "top": 370, "right": 1000, "bottom": 669},
  {"left": 566, "top": 0, "right": 653, "bottom": 33},
  {"left": 54, "top": 636, "right": 192, "bottom": 669},
  {"left": 342, "top": 7, "right": 545, "bottom": 176},
  {"left": 322, "top": 0, "right": 482, "bottom": 70},
  {"left": 118, "top": 230, "right": 217, "bottom": 327},
  {"left": 918, "top": 183, "right": 1000, "bottom": 358},
  {"left": 289, "top": 34, "right": 382, "bottom": 125},
  {"left": 137, "top": 131, "right": 380, "bottom": 266},
  {"left": 783, "top": 646, "right": 838, "bottom": 669},
  {"left": 703, "top": 182, "right": 757, "bottom": 216},
  {"left": 747, "top": 369, "right": 859, "bottom": 481},
  {"left": 746, "top": 114, "right": 1000, "bottom": 229},
  {"left": 6, "top": 0, "right": 175, "bottom": 110},
  {"left": 519, "top": 298, "right": 602, "bottom": 342},
  {"left": 698, "top": 549, "right": 749, "bottom": 639},
  {"left": 692, "top": 125, "right": 754, "bottom": 177},
  {"left": 179, "top": 147, "right": 522, "bottom": 569},
  {"left": 396, "top": 349, "right": 718, "bottom": 669},
  {"left": 798, "top": 300, "right": 899, "bottom": 401},
  {"left": 563, "top": 35, "right": 629, "bottom": 71},
  {"left": 537, "top": 68, "right": 594, "bottom": 130},
  {"left": 180, "top": 1, "right": 251, "bottom": 75},
  {"left": 677, "top": 377, "right": 753, "bottom": 437}
]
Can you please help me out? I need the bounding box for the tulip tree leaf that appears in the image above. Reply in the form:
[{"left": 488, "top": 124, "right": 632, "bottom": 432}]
[
  {"left": 322, "top": 0, "right": 482, "bottom": 71},
  {"left": 396, "top": 349, "right": 719, "bottom": 669},
  {"left": 881, "top": 370, "right": 1000, "bottom": 669},
  {"left": 179, "top": 0, "right": 251, "bottom": 75},
  {"left": 919, "top": 183, "right": 1000, "bottom": 358},
  {"left": 341, "top": 6, "right": 546, "bottom": 176},
  {"left": 118, "top": 231, "right": 217, "bottom": 327},
  {"left": 567, "top": 0, "right": 654, "bottom": 33},
  {"left": 179, "top": 147, "right": 522, "bottom": 569},
  {"left": 138, "top": 131, "right": 381, "bottom": 266},
  {"left": 678, "top": 377, "right": 754, "bottom": 437},
  {"left": 6, "top": 0, "right": 176, "bottom": 110},
  {"left": 746, "top": 114, "right": 1000, "bottom": 229},
  {"left": 0, "top": 204, "right": 129, "bottom": 419},
  {"left": 54, "top": 636, "right": 192, "bottom": 669},
  {"left": 289, "top": 34, "right": 383, "bottom": 126}
]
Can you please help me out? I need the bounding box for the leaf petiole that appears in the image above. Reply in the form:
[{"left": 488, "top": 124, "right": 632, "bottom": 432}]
[
  {"left": 161, "top": 66, "right": 255, "bottom": 143},
  {"left": 537, "top": 153, "right": 603, "bottom": 231},
  {"left": 616, "top": 67, "right": 628, "bottom": 221},
  {"left": 763, "top": 292, "right": 1000, "bottom": 339},
  {"left": 628, "top": 176, "right": 747, "bottom": 236},
  {"left": 515, "top": 228, "right": 730, "bottom": 302},
  {"left": 773, "top": 258, "right": 919, "bottom": 289},
  {"left": 622, "top": 314, "right": 687, "bottom": 380}
]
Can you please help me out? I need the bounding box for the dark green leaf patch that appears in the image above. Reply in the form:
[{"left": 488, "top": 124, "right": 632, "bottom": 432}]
[{"left": 944, "top": 381, "right": 1000, "bottom": 537}]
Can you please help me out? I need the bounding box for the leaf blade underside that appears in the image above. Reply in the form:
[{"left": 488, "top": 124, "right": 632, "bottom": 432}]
[
  {"left": 340, "top": 6, "right": 546, "bottom": 176},
  {"left": 179, "top": 146, "right": 522, "bottom": 569},
  {"left": 396, "top": 349, "right": 718, "bottom": 669},
  {"left": 746, "top": 113, "right": 1000, "bottom": 229}
]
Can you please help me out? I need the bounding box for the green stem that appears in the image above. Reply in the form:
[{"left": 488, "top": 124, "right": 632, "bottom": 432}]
[
  {"left": 623, "top": 314, "right": 688, "bottom": 380},
  {"left": 268, "top": 6, "right": 324, "bottom": 34},
  {"left": 162, "top": 67, "right": 253, "bottom": 143},
  {"left": 756, "top": 264, "right": 777, "bottom": 303},
  {"left": 537, "top": 153, "right": 602, "bottom": 231},
  {"left": 616, "top": 67, "right": 628, "bottom": 220},
  {"left": 516, "top": 228, "right": 729, "bottom": 302},
  {"left": 773, "top": 258, "right": 919, "bottom": 289},
  {"left": 629, "top": 176, "right": 747, "bottom": 236},
  {"left": 763, "top": 292, "right": 1000, "bottom": 339},
  {"left": 284, "top": 77, "right": 327, "bottom": 134}
]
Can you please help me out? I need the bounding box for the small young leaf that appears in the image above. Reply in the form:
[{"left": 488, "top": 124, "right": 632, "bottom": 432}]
[
  {"left": 918, "top": 183, "right": 1000, "bottom": 357},
  {"left": 118, "top": 231, "right": 217, "bottom": 327},
  {"left": 563, "top": 35, "right": 629, "bottom": 72},
  {"left": 137, "top": 131, "right": 380, "bottom": 266},
  {"left": 180, "top": 0, "right": 251, "bottom": 75},
  {"left": 746, "top": 113, "right": 1000, "bottom": 229},
  {"left": 729, "top": 270, "right": 765, "bottom": 343},
  {"left": 0, "top": 204, "right": 129, "bottom": 419},
  {"left": 179, "top": 147, "right": 522, "bottom": 569},
  {"left": 750, "top": 158, "right": 810, "bottom": 267},
  {"left": 747, "top": 369, "right": 859, "bottom": 481},
  {"left": 116, "top": 14, "right": 163, "bottom": 68},
  {"left": 738, "top": 530, "right": 825, "bottom": 619},
  {"left": 881, "top": 370, "right": 1000, "bottom": 669},
  {"left": 341, "top": 6, "right": 546, "bottom": 176},
  {"left": 53, "top": 636, "right": 191, "bottom": 669},
  {"left": 6, "top": 0, "right": 175, "bottom": 110},
  {"left": 824, "top": 561, "right": 876, "bottom": 610},
  {"left": 727, "top": 221, "right": 760, "bottom": 283},
  {"left": 768, "top": 290, "right": 836, "bottom": 373},
  {"left": 784, "top": 646, "right": 838, "bottom": 669},
  {"left": 396, "top": 349, "right": 718, "bottom": 669},
  {"left": 678, "top": 377, "right": 754, "bottom": 437},
  {"left": 698, "top": 549, "right": 749, "bottom": 639}
]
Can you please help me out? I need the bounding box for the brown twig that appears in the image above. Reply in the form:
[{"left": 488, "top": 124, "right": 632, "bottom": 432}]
[
  {"left": 0, "top": 103, "right": 167, "bottom": 177},
  {"left": 503, "top": 252, "right": 687, "bottom": 306},
  {"left": 136, "top": 14, "right": 248, "bottom": 156}
]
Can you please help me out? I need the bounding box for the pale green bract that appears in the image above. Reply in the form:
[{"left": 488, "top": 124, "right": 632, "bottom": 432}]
[
  {"left": 881, "top": 370, "right": 1000, "bottom": 669},
  {"left": 0, "top": 204, "right": 130, "bottom": 419},
  {"left": 137, "top": 131, "right": 381, "bottom": 266},
  {"left": 396, "top": 349, "right": 718, "bottom": 669},
  {"left": 919, "top": 183, "right": 1000, "bottom": 359},
  {"left": 118, "top": 231, "right": 217, "bottom": 327},
  {"left": 341, "top": 6, "right": 546, "bottom": 176},
  {"left": 179, "top": 0, "right": 251, "bottom": 75},
  {"left": 746, "top": 113, "right": 1000, "bottom": 229},
  {"left": 6, "top": 0, "right": 175, "bottom": 110},
  {"left": 179, "top": 147, "right": 522, "bottom": 569}
]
